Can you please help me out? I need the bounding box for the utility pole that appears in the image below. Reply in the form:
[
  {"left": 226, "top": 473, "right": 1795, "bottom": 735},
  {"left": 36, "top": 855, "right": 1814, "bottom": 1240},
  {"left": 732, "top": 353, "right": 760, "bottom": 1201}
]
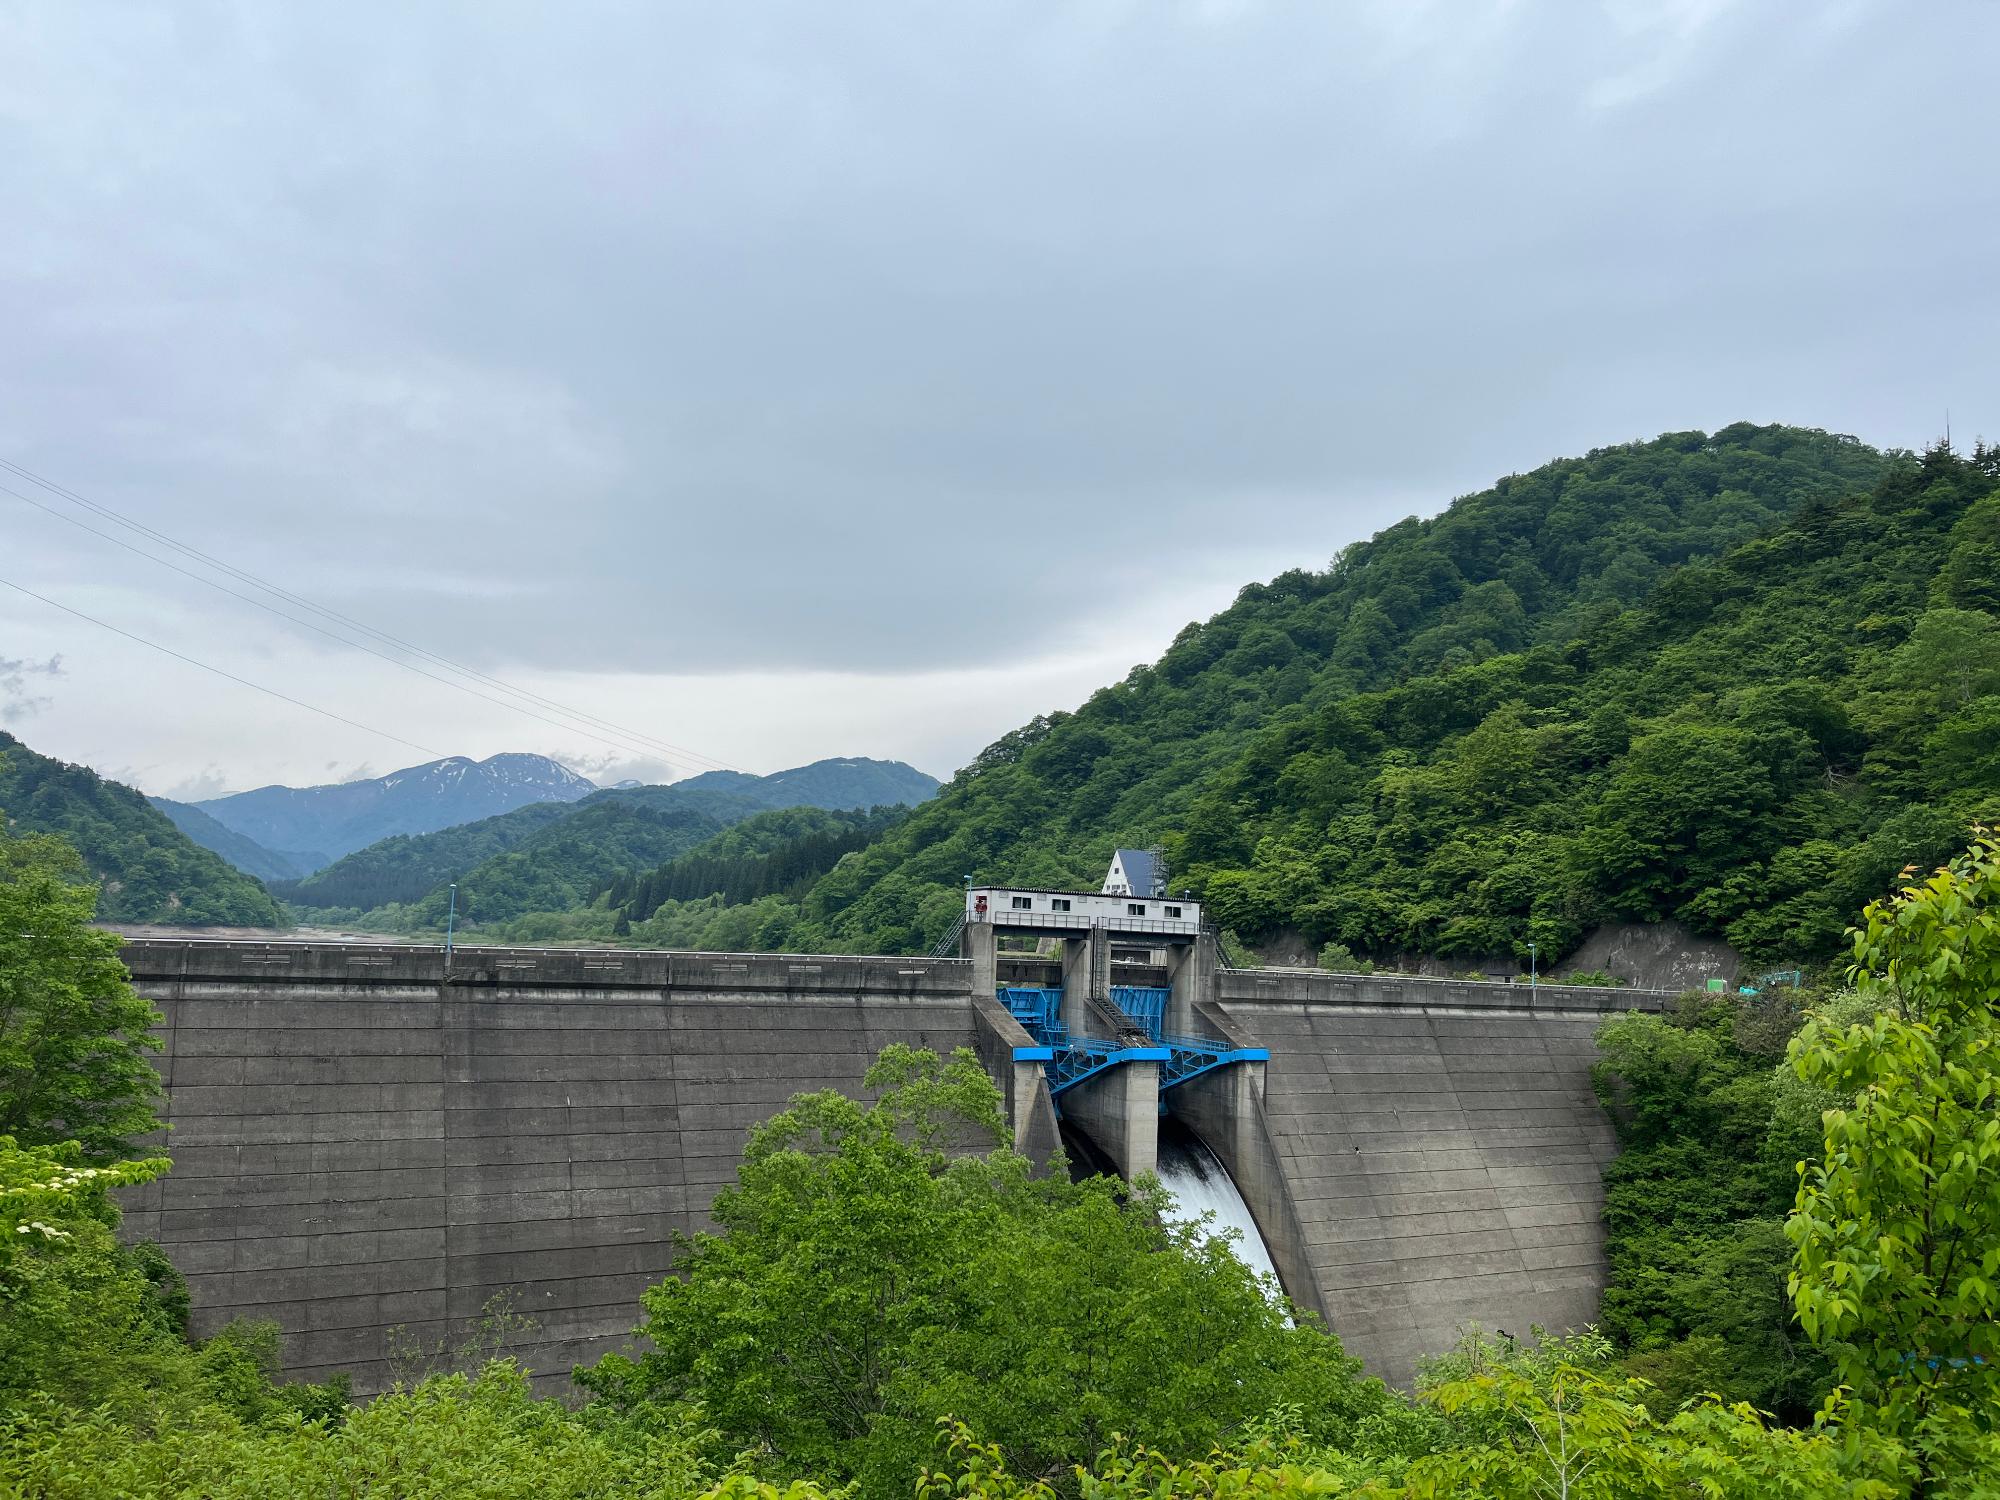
[{"left": 445, "top": 883, "right": 458, "bottom": 969}]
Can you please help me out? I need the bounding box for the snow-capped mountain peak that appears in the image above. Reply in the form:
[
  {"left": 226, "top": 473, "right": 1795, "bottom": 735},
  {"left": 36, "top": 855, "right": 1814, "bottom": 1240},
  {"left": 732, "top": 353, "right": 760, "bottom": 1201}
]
[{"left": 192, "top": 752, "right": 599, "bottom": 871}]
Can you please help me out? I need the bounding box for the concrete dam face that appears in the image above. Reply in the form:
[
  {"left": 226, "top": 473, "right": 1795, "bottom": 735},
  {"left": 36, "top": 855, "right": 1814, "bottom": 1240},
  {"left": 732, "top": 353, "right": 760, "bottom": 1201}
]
[{"left": 116, "top": 937, "right": 1666, "bottom": 1393}]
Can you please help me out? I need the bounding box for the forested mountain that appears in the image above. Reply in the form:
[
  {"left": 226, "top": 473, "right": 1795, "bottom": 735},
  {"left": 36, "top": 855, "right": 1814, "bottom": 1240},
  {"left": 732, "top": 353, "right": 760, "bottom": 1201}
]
[
  {"left": 275, "top": 799, "right": 582, "bottom": 910},
  {"left": 1173, "top": 445, "right": 2000, "bottom": 965},
  {"left": 396, "top": 794, "right": 748, "bottom": 925},
  {"left": 282, "top": 757, "right": 938, "bottom": 931},
  {"left": 586, "top": 805, "right": 909, "bottom": 949},
  {"left": 607, "top": 805, "right": 907, "bottom": 922},
  {"left": 147, "top": 798, "right": 309, "bottom": 883},
  {"left": 672, "top": 758, "right": 938, "bottom": 810},
  {"left": 190, "top": 753, "right": 598, "bottom": 871},
  {"left": 796, "top": 424, "right": 1908, "bottom": 956},
  {"left": 0, "top": 733, "right": 283, "bottom": 926}
]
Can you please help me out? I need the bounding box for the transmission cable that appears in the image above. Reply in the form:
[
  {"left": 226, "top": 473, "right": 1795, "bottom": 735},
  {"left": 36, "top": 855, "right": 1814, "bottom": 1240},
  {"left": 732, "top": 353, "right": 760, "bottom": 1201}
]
[
  {"left": 3, "top": 480, "right": 718, "bottom": 771},
  {"left": 0, "top": 455, "right": 744, "bottom": 774},
  {"left": 0, "top": 576, "right": 448, "bottom": 760}
]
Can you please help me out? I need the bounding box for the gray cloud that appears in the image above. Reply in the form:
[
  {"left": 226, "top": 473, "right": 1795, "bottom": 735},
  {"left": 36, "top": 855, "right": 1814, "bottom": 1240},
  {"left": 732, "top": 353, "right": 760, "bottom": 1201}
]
[
  {"left": 0, "top": 654, "right": 62, "bottom": 723},
  {"left": 2, "top": 1, "right": 1996, "bottom": 786},
  {"left": 154, "top": 764, "right": 236, "bottom": 803}
]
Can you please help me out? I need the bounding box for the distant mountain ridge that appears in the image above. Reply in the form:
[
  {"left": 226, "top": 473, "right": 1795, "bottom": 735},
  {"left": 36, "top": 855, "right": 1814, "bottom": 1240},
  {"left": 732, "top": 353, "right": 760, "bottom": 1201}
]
[
  {"left": 673, "top": 758, "right": 940, "bottom": 812},
  {"left": 190, "top": 753, "right": 598, "bottom": 871},
  {"left": 0, "top": 731, "right": 283, "bottom": 926},
  {"left": 280, "top": 756, "right": 940, "bottom": 918},
  {"left": 149, "top": 798, "right": 315, "bottom": 883}
]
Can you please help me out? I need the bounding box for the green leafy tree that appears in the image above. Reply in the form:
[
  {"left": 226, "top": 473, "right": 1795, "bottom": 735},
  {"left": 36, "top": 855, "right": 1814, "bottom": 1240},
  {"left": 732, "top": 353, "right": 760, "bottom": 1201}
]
[
  {"left": 1590, "top": 999, "right": 1835, "bottom": 1420},
  {"left": 1788, "top": 832, "right": 2000, "bottom": 1493},
  {"left": 1890, "top": 609, "right": 2000, "bottom": 710},
  {"left": 0, "top": 1136, "right": 168, "bottom": 1280},
  {"left": 0, "top": 1135, "right": 183, "bottom": 1418},
  {"left": 0, "top": 821, "right": 165, "bottom": 1162},
  {"left": 583, "top": 1046, "right": 1382, "bottom": 1494},
  {"left": 1396, "top": 1365, "right": 1895, "bottom": 1500}
]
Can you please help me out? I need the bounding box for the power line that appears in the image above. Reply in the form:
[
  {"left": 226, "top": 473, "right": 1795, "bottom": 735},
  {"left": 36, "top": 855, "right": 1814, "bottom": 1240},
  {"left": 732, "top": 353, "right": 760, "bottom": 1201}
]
[
  {"left": 2, "top": 480, "right": 718, "bottom": 770},
  {"left": 0, "top": 575, "right": 448, "bottom": 761},
  {"left": 0, "top": 455, "right": 744, "bottom": 775}
]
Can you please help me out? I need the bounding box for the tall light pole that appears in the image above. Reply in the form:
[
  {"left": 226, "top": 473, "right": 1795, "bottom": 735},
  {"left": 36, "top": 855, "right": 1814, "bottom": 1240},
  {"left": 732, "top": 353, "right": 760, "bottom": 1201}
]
[
  {"left": 445, "top": 883, "right": 458, "bottom": 967},
  {"left": 1527, "top": 940, "right": 1537, "bottom": 996}
]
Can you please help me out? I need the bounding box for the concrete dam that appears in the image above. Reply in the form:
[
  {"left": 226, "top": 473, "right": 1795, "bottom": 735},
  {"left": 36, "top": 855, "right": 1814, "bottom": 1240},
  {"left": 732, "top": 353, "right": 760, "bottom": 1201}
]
[{"left": 117, "top": 910, "right": 1669, "bottom": 1393}]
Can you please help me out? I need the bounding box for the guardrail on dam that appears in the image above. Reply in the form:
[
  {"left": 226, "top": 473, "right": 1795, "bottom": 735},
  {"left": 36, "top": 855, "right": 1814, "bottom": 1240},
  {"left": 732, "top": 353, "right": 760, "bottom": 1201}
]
[{"left": 114, "top": 938, "right": 1671, "bottom": 1393}]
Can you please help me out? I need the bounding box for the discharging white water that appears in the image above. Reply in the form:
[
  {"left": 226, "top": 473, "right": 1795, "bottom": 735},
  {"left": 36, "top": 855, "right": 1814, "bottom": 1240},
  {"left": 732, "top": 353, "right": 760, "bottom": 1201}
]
[{"left": 1155, "top": 1119, "right": 1285, "bottom": 1298}]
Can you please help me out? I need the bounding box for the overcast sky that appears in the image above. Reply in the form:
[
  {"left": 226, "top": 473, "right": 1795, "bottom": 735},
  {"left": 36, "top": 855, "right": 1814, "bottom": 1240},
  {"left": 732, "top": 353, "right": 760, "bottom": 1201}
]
[{"left": 3, "top": 1, "right": 1995, "bottom": 799}]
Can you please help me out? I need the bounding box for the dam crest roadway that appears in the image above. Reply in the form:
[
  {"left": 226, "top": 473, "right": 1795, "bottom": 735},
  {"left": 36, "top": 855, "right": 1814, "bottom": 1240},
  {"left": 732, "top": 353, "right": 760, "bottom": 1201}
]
[{"left": 116, "top": 902, "right": 1671, "bottom": 1393}]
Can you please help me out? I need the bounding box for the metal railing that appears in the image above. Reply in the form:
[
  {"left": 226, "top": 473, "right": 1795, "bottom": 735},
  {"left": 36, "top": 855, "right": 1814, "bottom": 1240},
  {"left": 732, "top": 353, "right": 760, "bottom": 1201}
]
[
  {"left": 1205, "top": 920, "right": 1237, "bottom": 970},
  {"left": 1159, "top": 1033, "right": 1269, "bottom": 1089},
  {"left": 973, "top": 907, "right": 1203, "bottom": 940}
]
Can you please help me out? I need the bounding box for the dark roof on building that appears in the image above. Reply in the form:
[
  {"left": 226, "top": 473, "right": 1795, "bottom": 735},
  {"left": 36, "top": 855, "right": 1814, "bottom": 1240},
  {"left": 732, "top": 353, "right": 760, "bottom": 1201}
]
[{"left": 1112, "top": 847, "right": 1164, "bottom": 897}]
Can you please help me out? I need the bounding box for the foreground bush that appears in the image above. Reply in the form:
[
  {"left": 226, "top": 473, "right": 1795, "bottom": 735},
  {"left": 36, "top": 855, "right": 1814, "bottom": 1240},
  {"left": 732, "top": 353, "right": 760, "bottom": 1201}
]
[{"left": 0, "top": 1362, "right": 716, "bottom": 1500}]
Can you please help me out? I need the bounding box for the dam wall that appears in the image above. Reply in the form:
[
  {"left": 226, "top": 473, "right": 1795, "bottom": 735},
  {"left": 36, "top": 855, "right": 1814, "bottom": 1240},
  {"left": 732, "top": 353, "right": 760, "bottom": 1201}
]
[
  {"left": 115, "top": 940, "right": 1670, "bottom": 1394},
  {"left": 1211, "top": 969, "right": 1665, "bottom": 1387},
  {"left": 116, "top": 941, "right": 982, "bottom": 1392}
]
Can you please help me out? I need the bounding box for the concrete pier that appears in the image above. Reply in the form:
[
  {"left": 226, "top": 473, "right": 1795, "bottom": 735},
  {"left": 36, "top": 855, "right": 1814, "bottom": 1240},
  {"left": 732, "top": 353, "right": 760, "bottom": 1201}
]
[{"left": 1060, "top": 1055, "right": 1161, "bottom": 1180}]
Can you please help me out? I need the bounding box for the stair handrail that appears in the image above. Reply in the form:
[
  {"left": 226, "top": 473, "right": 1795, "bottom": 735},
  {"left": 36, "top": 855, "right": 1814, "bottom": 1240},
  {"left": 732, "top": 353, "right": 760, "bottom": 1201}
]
[
  {"left": 928, "top": 912, "right": 967, "bottom": 960},
  {"left": 1204, "top": 919, "right": 1237, "bottom": 970}
]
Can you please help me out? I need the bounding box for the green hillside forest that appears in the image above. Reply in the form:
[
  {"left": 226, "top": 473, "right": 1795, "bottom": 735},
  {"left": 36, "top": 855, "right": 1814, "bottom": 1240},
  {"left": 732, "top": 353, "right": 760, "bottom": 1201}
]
[
  {"left": 286, "top": 791, "right": 752, "bottom": 931},
  {"left": 600, "top": 804, "right": 909, "bottom": 950},
  {"left": 273, "top": 798, "right": 585, "bottom": 911},
  {"left": 794, "top": 432, "right": 1996, "bottom": 965},
  {"left": 0, "top": 733, "right": 281, "bottom": 926}
]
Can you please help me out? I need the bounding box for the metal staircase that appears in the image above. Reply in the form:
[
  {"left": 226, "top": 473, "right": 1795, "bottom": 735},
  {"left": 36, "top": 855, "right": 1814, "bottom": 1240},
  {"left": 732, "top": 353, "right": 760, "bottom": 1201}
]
[{"left": 928, "top": 913, "right": 966, "bottom": 959}]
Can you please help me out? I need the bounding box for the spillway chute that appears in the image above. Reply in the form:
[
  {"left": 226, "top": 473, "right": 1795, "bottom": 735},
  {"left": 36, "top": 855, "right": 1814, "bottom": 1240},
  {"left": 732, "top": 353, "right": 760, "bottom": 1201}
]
[{"left": 1154, "top": 1117, "right": 1285, "bottom": 1305}]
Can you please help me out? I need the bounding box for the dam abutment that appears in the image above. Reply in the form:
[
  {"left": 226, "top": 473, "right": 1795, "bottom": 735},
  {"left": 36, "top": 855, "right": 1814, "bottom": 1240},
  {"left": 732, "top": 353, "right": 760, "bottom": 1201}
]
[{"left": 1211, "top": 969, "right": 1663, "bottom": 1386}]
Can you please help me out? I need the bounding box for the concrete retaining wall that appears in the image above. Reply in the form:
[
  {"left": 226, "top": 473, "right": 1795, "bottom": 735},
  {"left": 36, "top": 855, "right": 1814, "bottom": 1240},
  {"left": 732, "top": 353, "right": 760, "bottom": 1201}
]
[
  {"left": 118, "top": 941, "right": 980, "bottom": 1392},
  {"left": 1212, "top": 968, "right": 1665, "bottom": 1387}
]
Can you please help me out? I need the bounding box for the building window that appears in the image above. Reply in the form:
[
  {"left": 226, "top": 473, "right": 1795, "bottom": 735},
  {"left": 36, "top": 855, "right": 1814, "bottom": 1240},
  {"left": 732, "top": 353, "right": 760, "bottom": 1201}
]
[
  {"left": 1010, "top": 896, "right": 1033, "bottom": 910},
  {"left": 1051, "top": 898, "right": 1071, "bottom": 912},
  {"left": 1128, "top": 903, "right": 1147, "bottom": 916},
  {"left": 1165, "top": 905, "right": 1182, "bottom": 919}
]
